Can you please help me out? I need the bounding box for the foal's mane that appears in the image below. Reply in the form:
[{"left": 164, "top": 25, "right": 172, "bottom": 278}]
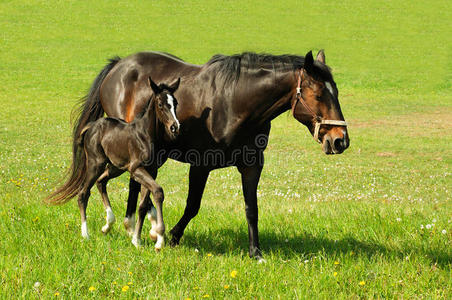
[{"left": 206, "top": 52, "right": 333, "bottom": 86}]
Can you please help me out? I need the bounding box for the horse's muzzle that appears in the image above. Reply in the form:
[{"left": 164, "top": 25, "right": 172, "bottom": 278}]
[{"left": 322, "top": 133, "right": 349, "bottom": 155}]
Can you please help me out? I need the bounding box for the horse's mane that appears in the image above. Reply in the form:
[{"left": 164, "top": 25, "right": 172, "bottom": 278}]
[{"left": 206, "top": 52, "right": 333, "bottom": 86}]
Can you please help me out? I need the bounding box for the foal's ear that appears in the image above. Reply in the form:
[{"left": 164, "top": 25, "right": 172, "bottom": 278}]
[
  {"left": 149, "top": 77, "right": 160, "bottom": 94},
  {"left": 303, "top": 50, "right": 314, "bottom": 72},
  {"left": 316, "top": 49, "right": 326, "bottom": 64},
  {"left": 168, "top": 77, "right": 180, "bottom": 93}
]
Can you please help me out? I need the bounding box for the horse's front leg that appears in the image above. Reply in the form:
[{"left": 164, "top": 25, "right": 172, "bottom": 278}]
[
  {"left": 237, "top": 162, "right": 264, "bottom": 261},
  {"left": 169, "top": 166, "right": 210, "bottom": 246}
]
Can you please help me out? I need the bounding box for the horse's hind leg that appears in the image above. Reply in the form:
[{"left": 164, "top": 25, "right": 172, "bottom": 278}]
[
  {"left": 123, "top": 178, "right": 140, "bottom": 237},
  {"left": 96, "top": 165, "right": 124, "bottom": 234},
  {"left": 131, "top": 167, "right": 165, "bottom": 251},
  {"left": 78, "top": 162, "right": 105, "bottom": 239}
]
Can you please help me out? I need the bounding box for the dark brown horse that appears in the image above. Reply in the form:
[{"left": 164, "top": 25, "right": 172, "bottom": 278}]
[
  {"left": 48, "top": 78, "right": 181, "bottom": 250},
  {"left": 72, "top": 50, "right": 349, "bottom": 260}
]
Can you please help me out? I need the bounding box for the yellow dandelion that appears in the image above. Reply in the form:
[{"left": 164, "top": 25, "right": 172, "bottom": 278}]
[
  {"left": 202, "top": 295, "right": 209, "bottom": 298},
  {"left": 32, "top": 216, "right": 39, "bottom": 222},
  {"left": 117, "top": 267, "right": 121, "bottom": 271},
  {"left": 54, "top": 292, "right": 60, "bottom": 296},
  {"left": 333, "top": 272, "right": 338, "bottom": 277},
  {"left": 359, "top": 281, "right": 366, "bottom": 286},
  {"left": 122, "top": 285, "right": 129, "bottom": 292},
  {"left": 101, "top": 261, "right": 106, "bottom": 265},
  {"left": 127, "top": 281, "right": 133, "bottom": 285},
  {"left": 334, "top": 261, "right": 340, "bottom": 265},
  {"left": 89, "top": 286, "right": 96, "bottom": 292},
  {"left": 193, "top": 286, "right": 199, "bottom": 290},
  {"left": 224, "top": 284, "right": 230, "bottom": 289},
  {"left": 207, "top": 253, "right": 213, "bottom": 257},
  {"left": 128, "top": 271, "right": 132, "bottom": 275},
  {"left": 113, "top": 281, "right": 117, "bottom": 285},
  {"left": 230, "top": 270, "right": 238, "bottom": 278},
  {"left": 185, "top": 298, "right": 191, "bottom": 300}
]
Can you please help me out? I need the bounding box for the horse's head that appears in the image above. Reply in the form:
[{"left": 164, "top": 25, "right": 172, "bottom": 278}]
[
  {"left": 291, "top": 50, "right": 349, "bottom": 154},
  {"left": 149, "top": 77, "right": 181, "bottom": 140}
]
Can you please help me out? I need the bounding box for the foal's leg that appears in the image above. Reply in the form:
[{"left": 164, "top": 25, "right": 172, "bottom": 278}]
[
  {"left": 96, "top": 165, "right": 124, "bottom": 234},
  {"left": 123, "top": 178, "right": 140, "bottom": 236},
  {"left": 78, "top": 162, "right": 105, "bottom": 239},
  {"left": 142, "top": 168, "right": 158, "bottom": 241},
  {"left": 169, "top": 166, "right": 210, "bottom": 246},
  {"left": 131, "top": 167, "right": 165, "bottom": 251}
]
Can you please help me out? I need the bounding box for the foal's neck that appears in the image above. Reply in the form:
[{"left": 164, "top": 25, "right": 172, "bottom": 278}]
[{"left": 137, "top": 99, "right": 158, "bottom": 139}]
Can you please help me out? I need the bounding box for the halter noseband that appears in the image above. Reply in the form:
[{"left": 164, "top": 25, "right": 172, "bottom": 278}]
[{"left": 291, "top": 70, "right": 348, "bottom": 143}]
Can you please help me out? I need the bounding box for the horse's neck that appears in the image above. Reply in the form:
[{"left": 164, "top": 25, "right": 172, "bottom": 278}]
[
  {"left": 256, "top": 71, "right": 295, "bottom": 124},
  {"left": 206, "top": 70, "right": 296, "bottom": 144}
]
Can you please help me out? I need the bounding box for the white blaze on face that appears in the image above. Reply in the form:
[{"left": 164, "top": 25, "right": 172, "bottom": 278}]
[
  {"left": 166, "top": 94, "right": 180, "bottom": 127},
  {"left": 325, "top": 82, "right": 334, "bottom": 96}
]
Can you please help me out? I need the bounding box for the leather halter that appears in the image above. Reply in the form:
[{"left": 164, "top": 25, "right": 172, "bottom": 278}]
[{"left": 291, "top": 70, "right": 348, "bottom": 143}]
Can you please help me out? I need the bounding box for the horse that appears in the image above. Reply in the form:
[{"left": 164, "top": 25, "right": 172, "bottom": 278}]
[
  {"left": 47, "top": 77, "right": 181, "bottom": 251},
  {"left": 71, "top": 49, "right": 349, "bottom": 260}
]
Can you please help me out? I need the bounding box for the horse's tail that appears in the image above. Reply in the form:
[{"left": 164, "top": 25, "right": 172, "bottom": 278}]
[
  {"left": 46, "top": 126, "right": 91, "bottom": 205},
  {"left": 71, "top": 56, "right": 120, "bottom": 159}
]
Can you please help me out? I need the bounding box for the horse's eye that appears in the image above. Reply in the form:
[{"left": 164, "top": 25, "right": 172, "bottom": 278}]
[{"left": 158, "top": 102, "right": 163, "bottom": 108}]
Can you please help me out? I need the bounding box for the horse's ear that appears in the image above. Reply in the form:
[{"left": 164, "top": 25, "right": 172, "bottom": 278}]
[
  {"left": 149, "top": 77, "right": 160, "bottom": 94},
  {"left": 168, "top": 77, "right": 180, "bottom": 93},
  {"left": 304, "top": 51, "right": 314, "bottom": 72},
  {"left": 316, "top": 49, "right": 325, "bottom": 64}
]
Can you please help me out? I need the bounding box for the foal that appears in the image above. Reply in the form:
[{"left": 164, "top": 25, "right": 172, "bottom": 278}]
[{"left": 47, "top": 77, "right": 180, "bottom": 250}]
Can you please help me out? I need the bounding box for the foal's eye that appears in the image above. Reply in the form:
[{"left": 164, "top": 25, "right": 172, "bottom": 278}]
[{"left": 158, "top": 102, "right": 163, "bottom": 108}]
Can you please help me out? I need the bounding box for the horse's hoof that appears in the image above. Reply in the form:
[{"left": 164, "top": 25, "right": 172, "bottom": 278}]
[{"left": 169, "top": 237, "right": 180, "bottom": 247}]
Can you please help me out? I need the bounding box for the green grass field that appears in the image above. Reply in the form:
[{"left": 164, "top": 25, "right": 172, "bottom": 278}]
[{"left": 1, "top": 0, "right": 451, "bottom": 298}]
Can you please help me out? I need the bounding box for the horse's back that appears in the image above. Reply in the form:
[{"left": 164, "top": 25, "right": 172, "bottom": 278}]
[{"left": 100, "top": 51, "right": 200, "bottom": 122}]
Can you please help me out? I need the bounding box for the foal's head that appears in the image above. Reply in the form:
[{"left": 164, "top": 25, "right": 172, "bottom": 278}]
[
  {"left": 291, "top": 50, "right": 349, "bottom": 154},
  {"left": 149, "top": 77, "right": 181, "bottom": 140}
]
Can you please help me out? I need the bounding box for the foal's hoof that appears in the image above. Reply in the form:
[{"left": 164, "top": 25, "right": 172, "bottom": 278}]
[
  {"left": 154, "top": 235, "right": 165, "bottom": 252},
  {"left": 131, "top": 237, "right": 141, "bottom": 248},
  {"left": 123, "top": 217, "right": 136, "bottom": 237},
  {"left": 101, "top": 224, "right": 112, "bottom": 234},
  {"left": 149, "top": 229, "right": 158, "bottom": 241}
]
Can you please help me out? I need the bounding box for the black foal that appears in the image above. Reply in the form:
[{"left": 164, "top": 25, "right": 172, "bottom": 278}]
[{"left": 48, "top": 77, "right": 180, "bottom": 250}]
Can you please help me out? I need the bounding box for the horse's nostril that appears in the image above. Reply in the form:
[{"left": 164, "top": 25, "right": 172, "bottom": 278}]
[
  {"left": 333, "top": 138, "right": 344, "bottom": 152},
  {"left": 170, "top": 125, "right": 176, "bottom": 133}
]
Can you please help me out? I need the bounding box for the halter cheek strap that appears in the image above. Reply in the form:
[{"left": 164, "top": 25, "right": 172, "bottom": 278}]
[{"left": 292, "top": 70, "right": 348, "bottom": 144}]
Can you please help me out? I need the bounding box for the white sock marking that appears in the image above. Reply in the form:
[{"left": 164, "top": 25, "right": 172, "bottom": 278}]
[
  {"left": 81, "top": 221, "right": 89, "bottom": 239},
  {"left": 106, "top": 207, "right": 115, "bottom": 225},
  {"left": 155, "top": 234, "right": 165, "bottom": 250}
]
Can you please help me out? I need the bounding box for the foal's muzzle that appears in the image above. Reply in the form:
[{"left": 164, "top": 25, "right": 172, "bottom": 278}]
[{"left": 170, "top": 122, "right": 179, "bottom": 135}]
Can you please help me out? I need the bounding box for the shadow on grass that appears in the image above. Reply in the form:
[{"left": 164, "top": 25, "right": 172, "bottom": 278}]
[{"left": 180, "top": 228, "right": 451, "bottom": 268}]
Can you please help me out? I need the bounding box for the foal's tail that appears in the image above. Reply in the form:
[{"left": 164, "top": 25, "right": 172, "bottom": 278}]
[
  {"left": 46, "top": 57, "right": 120, "bottom": 205},
  {"left": 71, "top": 56, "right": 120, "bottom": 162},
  {"left": 46, "top": 128, "right": 91, "bottom": 205}
]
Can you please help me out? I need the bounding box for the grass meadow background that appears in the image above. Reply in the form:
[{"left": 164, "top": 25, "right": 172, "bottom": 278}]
[{"left": 1, "top": 0, "right": 451, "bottom": 298}]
